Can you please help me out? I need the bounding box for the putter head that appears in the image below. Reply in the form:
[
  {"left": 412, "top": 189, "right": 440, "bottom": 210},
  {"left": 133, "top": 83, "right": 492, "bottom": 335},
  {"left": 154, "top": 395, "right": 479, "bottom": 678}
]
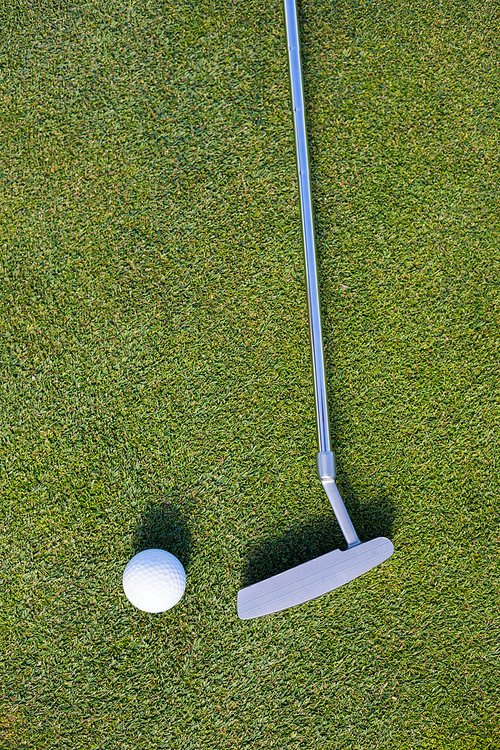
[{"left": 237, "top": 536, "right": 394, "bottom": 620}]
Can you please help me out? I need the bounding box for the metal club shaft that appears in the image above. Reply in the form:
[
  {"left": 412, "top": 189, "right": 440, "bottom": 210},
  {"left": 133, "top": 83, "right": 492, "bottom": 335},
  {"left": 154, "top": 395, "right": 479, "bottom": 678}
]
[
  {"left": 284, "top": 0, "right": 330, "bottom": 453},
  {"left": 284, "top": 0, "right": 360, "bottom": 547}
]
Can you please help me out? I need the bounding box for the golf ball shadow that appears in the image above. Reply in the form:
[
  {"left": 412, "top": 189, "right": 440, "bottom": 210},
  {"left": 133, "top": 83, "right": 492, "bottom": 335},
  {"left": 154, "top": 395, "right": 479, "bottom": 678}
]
[{"left": 123, "top": 499, "right": 191, "bottom": 613}]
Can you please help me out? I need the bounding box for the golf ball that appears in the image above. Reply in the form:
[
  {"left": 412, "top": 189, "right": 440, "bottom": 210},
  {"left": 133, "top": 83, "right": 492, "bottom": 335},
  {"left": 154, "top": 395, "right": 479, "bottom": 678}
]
[{"left": 122, "top": 548, "right": 186, "bottom": 613}]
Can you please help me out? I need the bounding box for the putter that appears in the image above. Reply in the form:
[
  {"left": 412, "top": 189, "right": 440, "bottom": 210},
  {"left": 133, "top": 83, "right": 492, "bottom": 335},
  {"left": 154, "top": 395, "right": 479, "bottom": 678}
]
[{"left": 237, "top": 0, "right": 394, "bottom": 619}]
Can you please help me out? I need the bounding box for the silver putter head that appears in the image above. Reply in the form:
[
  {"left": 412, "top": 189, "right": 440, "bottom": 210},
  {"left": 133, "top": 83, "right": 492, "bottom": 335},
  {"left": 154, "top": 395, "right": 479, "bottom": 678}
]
[{"left": 237, "top": 536, "right": 394, "bottom": 620}]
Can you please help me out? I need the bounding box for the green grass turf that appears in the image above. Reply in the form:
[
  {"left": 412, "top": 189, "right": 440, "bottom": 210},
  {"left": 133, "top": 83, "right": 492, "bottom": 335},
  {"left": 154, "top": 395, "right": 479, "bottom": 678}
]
[{"left": 0, "top": 0, "right": 499, "bottom": 747}]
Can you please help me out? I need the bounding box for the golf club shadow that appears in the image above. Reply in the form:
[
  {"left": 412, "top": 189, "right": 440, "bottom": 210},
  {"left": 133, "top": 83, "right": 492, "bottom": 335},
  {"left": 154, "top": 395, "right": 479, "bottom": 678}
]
[
  {"left": 130, "top": 496, "right": 192, "bottom": 573},
  {"left": 239, "top": 485, "right": 396, "bottom": 588}
]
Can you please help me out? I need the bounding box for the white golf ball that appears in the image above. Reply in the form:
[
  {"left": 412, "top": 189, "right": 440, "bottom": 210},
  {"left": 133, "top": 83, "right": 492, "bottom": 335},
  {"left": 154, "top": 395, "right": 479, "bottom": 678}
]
[{"left": 122, "top": 549, "right": 186, "bottom": 613}]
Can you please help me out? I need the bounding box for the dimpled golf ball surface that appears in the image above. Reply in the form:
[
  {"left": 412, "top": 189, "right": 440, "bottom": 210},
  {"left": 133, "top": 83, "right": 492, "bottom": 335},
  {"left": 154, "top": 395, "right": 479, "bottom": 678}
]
[{"left": 122, "top": 549, "right": 186, "bottom": 613}]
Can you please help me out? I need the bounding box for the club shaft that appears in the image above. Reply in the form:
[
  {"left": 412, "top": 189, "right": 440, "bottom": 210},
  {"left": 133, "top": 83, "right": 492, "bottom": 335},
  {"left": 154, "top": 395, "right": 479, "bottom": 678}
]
[{"left": 284, "top": 0, "right": 330, "bottom": 453}]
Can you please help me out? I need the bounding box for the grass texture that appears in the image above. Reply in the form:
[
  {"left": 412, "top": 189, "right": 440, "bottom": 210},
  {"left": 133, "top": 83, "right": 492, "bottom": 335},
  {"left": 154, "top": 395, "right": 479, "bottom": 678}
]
[{"left": 0, "top": 0, "right": 499, "bottom": 747}]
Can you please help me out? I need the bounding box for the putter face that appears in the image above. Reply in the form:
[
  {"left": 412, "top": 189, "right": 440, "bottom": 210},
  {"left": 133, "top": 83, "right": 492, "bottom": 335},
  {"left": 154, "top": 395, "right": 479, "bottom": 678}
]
[{"left": 237, "top": 536, "right": 394, "bottom": 620}]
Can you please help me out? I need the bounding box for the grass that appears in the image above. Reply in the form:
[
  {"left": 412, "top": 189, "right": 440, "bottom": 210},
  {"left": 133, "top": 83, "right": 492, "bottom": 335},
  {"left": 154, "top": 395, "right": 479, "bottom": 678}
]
[{"left": 0, "top": 0, "right": 499, "bottom": 747}]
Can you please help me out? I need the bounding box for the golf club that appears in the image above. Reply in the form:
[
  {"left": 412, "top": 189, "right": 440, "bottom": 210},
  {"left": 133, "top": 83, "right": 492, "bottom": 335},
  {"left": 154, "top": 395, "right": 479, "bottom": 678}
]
[{"left": 237, "top": 0, "right": 394, "bottom": 619}]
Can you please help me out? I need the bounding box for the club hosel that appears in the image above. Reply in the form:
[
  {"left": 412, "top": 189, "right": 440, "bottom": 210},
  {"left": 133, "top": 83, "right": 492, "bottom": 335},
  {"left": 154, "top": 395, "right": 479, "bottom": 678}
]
[
  {"left": 316, "top": 450, "right": 361, "bottom": 548},
  {"left": 316, "top": 450, "right": 336, "bottom": 480}
]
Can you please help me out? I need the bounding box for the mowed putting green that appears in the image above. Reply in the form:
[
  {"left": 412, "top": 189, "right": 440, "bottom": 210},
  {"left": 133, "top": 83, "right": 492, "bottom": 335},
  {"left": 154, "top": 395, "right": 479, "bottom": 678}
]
[{"left": 0, "top": 0, "right": 499, "bottom": 748}]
